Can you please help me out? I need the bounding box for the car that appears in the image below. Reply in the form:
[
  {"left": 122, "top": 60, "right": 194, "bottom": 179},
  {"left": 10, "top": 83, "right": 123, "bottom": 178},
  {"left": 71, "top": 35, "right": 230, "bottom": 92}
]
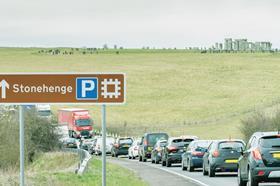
[
  {"left": 88, "top": 136, "right": 99, "bottom": 155},
  {"left": 162, "top": 136, "right": 198, "bottom": 167},
  {"left": 138, "top": 132, "right": 169, "bottom": 162},
  {"left": 238, "top": 132, "right": 280, "bottom": 186},
  {"left": 80, "top": 138, "right": 95, "bottom": 151},
  {"left": 111, "top": 137, "right": 133, "bottom": 157},
  {"left": 182, "top": 140, "right": 212, "bottom": 171},
  {"left": 94, "top": 136, "right": 115, "bottom": 155},
  {"left": 202, "top": 139, "right": 245, "bottom": 177},
  {"left": 128, "top": 139, "right": 141, "bottom": 159},
  {"left": 151, "top": 139, "right": 167, "bottom": 164},
  {"left": 62, "top": 138, "right": 77, "bottom": 148}
]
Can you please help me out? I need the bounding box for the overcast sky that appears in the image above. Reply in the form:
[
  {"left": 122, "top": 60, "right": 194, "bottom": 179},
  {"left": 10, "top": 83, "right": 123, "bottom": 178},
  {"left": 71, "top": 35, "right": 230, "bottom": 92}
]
[{"left": 1, "top": 0, "right": 279, "bottom": 48}]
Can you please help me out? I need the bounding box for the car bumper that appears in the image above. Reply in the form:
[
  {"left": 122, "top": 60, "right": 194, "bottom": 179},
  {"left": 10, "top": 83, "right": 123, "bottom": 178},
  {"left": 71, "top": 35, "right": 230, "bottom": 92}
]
[
  {"left": 167, "top": 154, "right": 182, "bottom": 163},
  {"left": 190, "top": 157, "right": 203, "bottom": 168},
  {"left": 116, "top": 149, "right": 129, "bottom": 155},
  {"left": 252, "top": 167, "right": 280, "bottom": 183}
]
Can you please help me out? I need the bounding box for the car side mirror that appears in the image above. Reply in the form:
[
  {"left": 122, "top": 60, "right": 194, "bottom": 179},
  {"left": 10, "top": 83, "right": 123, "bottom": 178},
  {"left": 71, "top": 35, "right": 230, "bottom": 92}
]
[{"left": 183, "top": 146, "right": 187, "bottom": 152}]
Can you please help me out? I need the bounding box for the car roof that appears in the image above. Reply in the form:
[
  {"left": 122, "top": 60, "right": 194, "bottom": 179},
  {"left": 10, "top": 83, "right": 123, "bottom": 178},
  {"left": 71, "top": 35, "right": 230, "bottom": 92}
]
[
  {"left": 253, "top": 131, "right": 280, "bottom": 138},
  {"left": 214, "top": 139, "right": 244, "bottom": 143}
]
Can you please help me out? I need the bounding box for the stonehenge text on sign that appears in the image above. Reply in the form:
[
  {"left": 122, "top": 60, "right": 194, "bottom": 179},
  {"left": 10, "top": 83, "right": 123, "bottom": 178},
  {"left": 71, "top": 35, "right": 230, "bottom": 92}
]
[{"left": 0, "top": 73, "right": 126, "bottom": 104}]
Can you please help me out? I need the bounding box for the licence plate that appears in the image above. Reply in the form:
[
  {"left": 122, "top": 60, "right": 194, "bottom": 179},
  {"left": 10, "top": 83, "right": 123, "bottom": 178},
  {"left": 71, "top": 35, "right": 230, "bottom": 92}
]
[
  {"left": 225, "top": 159, "right": 238, "bottom": 163},
  {"left": 273, "top": 153, "right": 280, "bottom": 159},
  {"left": 269, "top": 171, "right": 280, "bottom": 178}
]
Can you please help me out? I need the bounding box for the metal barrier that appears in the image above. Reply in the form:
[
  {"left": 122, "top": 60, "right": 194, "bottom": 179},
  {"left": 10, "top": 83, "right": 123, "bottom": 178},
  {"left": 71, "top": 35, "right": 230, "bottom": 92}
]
[{"left": 61, "top": 148, "right": 92, "bottom": 175}]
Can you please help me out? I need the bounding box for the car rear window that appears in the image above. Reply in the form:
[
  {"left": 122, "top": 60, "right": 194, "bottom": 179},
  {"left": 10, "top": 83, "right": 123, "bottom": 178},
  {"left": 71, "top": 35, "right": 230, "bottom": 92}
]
[
  {"left": 260, "top": 136, "right": 280, "bottom": 148},
  {"left": 218, "top": 141, "right": 244, "bottom": 150},
  {"left": 195, "top": 141, "right": 211, "bottom": 149},
  {"left": 172, "top": 138, "right": 194, "bottom": 147},
  {"left": 119, "top": 138, "right": 133, "bottom": 144},
  {"left": 147, "top": 133, "right": 168, "bottom": 146}
]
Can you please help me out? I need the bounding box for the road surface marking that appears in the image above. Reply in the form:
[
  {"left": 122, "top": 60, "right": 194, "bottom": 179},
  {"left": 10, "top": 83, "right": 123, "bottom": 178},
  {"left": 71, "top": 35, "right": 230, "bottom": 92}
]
[{"left": 144, "top": 163, "right": 209, "bottom": 186}]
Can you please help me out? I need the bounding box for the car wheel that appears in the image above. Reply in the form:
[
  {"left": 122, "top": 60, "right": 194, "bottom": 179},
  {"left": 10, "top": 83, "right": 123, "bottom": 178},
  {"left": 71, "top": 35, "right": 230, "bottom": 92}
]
[
  {"left": 139, "top": 155, "right": 143, "bottom": 162},
  {"left": 202, "top": 162, "right": 208, "bottom": 176},
  {"left": 143, "top": 157, "right": 147, "bottom": 162},
  {"left": 115, "top": 154, "right": 118, "bottom": 158},
  {"left": 247, "top": 168, "right": 258, "bottom": 186},
  {"left": 162, "top": 159, "right": 166, "bottom": 166},
  {"left": 182, "top": 161, "right": 187, "bottom": 171},
  {"left": 128, "top": 156, "right": 131, "bottom": 159},
  {"left": 237, "top": 167, "right": 247, "bottom": 186},
  {"left": 132, "top": 156, "right": 136, "bottom": 159},
  {"left": 188, "top": 159, "right": 194, "bottom": 172},
  {"left": 166, "top": 159, "right": 172, "bottom": 167},
  {"left": 209, "top": 164, "right": 215, "bottom": 177}
]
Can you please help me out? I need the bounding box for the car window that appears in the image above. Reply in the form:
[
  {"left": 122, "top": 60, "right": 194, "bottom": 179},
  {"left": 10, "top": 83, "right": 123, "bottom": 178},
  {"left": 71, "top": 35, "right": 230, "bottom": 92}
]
[
  {"left": 147, "top": 133, "right": 168, "bottom": 146},
  {"left": 260, "top": 136, "right": 280, "bottom": 148},
  {"left": 119, "top": 138, "right": 133, "bottom": 144},
  {"left": 218, "top": 141, "right": 244, "bottom": 150}
]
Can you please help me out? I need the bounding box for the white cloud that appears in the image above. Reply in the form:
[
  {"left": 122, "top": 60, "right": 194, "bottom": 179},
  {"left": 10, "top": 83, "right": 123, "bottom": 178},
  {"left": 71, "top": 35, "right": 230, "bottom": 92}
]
[{"left": 0, "top": 0, "right": 279, "bottom": 48}]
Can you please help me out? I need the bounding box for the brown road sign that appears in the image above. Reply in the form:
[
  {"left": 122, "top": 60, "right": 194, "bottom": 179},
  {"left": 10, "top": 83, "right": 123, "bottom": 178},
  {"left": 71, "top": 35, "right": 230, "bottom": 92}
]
[{"left": 0, "top": 73, "right": 126, "bottom": 104}]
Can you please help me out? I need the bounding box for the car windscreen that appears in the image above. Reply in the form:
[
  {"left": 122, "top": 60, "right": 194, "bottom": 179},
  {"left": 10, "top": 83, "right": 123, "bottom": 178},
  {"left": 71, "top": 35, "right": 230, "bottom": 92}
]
[
  {"left": 218, "top": 141, "right": 244, "bottom": 150},
  {"left": 260, "top": 136, "right": 280, "bottom": 148},
  {"left": 147, "top": 134, "right": 168, "bottom": 146},
  {"left": 37, "top": 110, "right": 51, "bottom": 116},
  {"left": 75, "top": 119, "right": 91, "bottom": 126},
  {"left": 119, "top": 138, "right": 133, "bottom": 144}
]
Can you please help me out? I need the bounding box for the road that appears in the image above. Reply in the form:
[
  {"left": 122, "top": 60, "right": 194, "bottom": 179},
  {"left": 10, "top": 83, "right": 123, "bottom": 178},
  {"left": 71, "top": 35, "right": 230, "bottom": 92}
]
[{"left": 107, "top": 156, "right": 280, "bottom": 186}]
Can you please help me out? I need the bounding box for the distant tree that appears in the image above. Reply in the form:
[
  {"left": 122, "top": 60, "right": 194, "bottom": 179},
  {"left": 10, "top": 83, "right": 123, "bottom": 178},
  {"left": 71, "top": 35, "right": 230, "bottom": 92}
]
[{"left": 114, "top": 45, "right": 118, "bottom": 49}]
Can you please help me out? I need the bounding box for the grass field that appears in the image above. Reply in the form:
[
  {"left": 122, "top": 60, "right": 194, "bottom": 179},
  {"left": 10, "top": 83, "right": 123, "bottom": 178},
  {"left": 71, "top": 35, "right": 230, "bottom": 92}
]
[{"left": 1, "top": 48, "right": 280, "bottom": 138}]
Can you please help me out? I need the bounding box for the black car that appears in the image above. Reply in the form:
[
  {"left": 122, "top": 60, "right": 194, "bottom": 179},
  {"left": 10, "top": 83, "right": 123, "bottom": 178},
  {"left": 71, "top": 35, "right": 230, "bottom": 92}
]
[
  {"left": 111, "top": 137, "right": 133, "bottom": 157},
  {"left": 162, "top": 136, "right": 197, "bottom": 167},
  {"left": 139, "top": 132, "right": 169, "bottom": 162},
  {"left": 202, "top": 139, "right": 245, "bottom": 177},
  {"left": 238, "top": 132, "right": 280, "bottom": 186},
  {"left": 151, "top": 139, "right": 167, "bottom": 164},
  {"left": 62, "top": 138, "right": 77, "bottom": 148},
  {"left": 182, "top": 140, "right": 212, "bottom": 171}
]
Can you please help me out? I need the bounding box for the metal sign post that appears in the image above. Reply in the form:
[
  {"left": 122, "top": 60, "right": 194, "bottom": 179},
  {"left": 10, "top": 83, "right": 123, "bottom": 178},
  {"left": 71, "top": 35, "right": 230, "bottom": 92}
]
[
  {"left": 101, "top": 104, "right": 106, "bottom": 186},
  {"left": 19, "top": 105, "right": 24, "bottom": 186}
]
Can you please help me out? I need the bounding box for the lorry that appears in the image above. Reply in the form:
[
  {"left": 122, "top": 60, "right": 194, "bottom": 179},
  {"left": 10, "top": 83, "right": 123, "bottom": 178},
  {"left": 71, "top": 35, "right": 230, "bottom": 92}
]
[{"left": 58, "top": 108, "right": 93, "bottom": 138}]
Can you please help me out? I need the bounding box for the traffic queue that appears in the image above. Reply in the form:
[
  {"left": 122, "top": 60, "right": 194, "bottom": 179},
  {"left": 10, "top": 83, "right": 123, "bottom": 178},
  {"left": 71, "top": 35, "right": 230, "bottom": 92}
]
[{"left": 63, "top": 131, "right": 280, "bottom": 186}]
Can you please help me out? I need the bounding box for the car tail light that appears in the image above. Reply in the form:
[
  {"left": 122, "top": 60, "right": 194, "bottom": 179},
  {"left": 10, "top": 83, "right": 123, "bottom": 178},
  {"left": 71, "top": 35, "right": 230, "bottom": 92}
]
[
  {"left": 212, "top": 150, "right": 219, "bottom": 157},
  {"left": 114, "top": 144, "right": 119, "bottom": 148},
  {"left": 167, "top": 146, "right": 177, "bottom": 153},
  {"left": 192, "top": 151, "right": 204, "bottom": 156},
  {"left": 252, "top": 148, "right": 262, "bottom": 161},
  {"left": 144, "top": 140, "right": 148, "bottom": 146},
  {"left": 257, "top": 170, "right": 265, "bottom": 176}
]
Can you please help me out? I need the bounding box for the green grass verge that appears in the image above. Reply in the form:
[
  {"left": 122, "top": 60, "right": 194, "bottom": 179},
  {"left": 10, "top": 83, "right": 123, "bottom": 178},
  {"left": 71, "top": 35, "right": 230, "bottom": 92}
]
[
  {"left": 28, "top": 152, "right": 147, "bottom": 186},
  {"left": 51, "top": 159, "right": 147, "bottom": 186},
  {"left": 1, "top": 48, "right": 280, "bottom": 138}
]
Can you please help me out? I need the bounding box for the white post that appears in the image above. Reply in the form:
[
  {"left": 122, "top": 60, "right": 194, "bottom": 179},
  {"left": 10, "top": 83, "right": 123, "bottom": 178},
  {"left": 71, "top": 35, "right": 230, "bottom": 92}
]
[
  {"left": 101, "top": 105, "right": 106, "bottom": 186},
  {"left": 19, "top": 105, "right": 24, "bottom": 186}
]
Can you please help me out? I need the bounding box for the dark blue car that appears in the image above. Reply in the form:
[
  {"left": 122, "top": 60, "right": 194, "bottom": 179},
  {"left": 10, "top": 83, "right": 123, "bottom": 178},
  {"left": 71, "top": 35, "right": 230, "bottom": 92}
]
[{"left": 182, "top": 140, "right": 212, "bottom": 171}]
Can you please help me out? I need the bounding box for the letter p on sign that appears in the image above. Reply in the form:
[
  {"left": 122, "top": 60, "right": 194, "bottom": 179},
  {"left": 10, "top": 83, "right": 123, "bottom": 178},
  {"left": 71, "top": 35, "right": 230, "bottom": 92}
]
[{"left": 76, "top": 78, "right": 98, "bottom": 100}]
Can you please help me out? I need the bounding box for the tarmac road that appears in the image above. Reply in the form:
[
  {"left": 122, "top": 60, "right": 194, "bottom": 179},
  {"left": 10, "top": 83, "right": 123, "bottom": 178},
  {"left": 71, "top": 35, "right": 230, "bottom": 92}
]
[{"left": 108, "top": 156, "right": 280, "bottom": 186}]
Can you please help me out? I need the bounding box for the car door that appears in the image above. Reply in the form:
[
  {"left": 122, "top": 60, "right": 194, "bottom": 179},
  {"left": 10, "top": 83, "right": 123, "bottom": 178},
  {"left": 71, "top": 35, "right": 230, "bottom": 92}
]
[
  {"left": 240, "top": 136, "right": 255, "bottom": 178},
  {"left": 205, "top": 142, "right": 216, "bottom": 169}
]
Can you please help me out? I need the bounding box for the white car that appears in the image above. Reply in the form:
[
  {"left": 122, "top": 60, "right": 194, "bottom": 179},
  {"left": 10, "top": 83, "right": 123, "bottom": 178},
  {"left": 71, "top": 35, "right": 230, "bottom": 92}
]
[
  {"left": 94, "top": 137, "right": 115, "bottom": 155},
  {"left": 128, "top": 139, "right": 141, "bottom": 159}
]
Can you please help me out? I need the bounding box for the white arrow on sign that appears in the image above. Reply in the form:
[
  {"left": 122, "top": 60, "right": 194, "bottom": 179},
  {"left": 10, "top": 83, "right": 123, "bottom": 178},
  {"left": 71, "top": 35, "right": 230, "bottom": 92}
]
[{"left": 0, "top": 79, "right": 9, "bottom": 99}]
